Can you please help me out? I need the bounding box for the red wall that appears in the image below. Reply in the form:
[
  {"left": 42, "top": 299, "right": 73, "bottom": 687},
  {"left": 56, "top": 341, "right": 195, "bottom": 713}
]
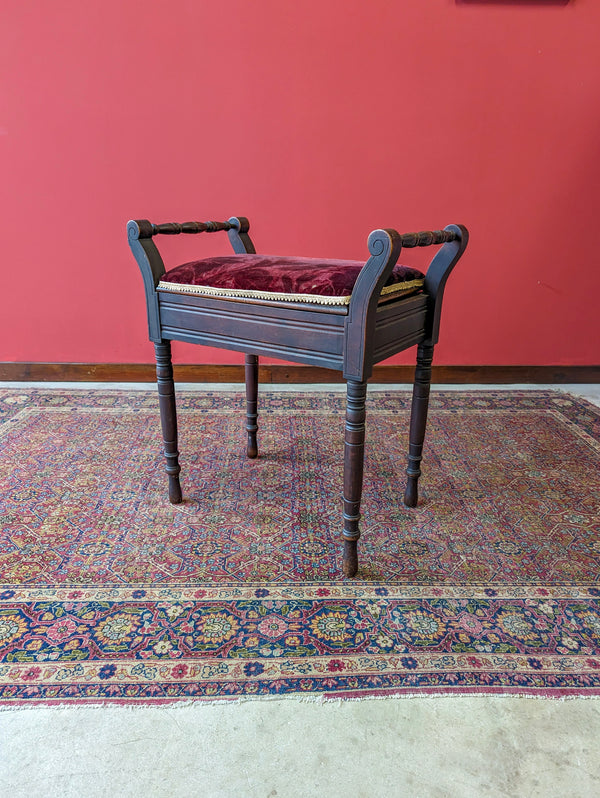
[{"left": 2, "top": 0, "right": 599, "bottom": 366}]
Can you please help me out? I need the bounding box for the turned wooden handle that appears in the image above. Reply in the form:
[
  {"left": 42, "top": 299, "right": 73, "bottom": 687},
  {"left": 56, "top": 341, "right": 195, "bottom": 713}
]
[
  {"left": 151, "top": 220, "right": 235, "bottom": 236},
  {"left": 399, "top": 230, "right": 459, "bottom": 248}
]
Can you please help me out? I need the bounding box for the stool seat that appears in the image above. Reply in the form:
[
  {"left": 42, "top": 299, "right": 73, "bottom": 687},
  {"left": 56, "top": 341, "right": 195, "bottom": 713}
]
[{"left": 159, "top": 254, "right": 425, "bottom": 306}]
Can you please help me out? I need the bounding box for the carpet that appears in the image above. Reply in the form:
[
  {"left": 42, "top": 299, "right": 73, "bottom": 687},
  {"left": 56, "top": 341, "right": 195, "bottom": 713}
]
[{"left": 0, "top": 388, "right": 599, "bottom": 704}]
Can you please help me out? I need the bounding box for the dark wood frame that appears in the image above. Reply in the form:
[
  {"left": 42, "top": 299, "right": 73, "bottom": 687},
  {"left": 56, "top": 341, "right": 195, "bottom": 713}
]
[{"left": 127, "top": 215, "right": 469, "bottom": 576}]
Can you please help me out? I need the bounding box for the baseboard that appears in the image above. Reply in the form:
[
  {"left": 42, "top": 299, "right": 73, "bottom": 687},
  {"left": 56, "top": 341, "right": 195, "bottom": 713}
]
[{"left": 1, "top": 363, "right": 598, "bottom": 383}]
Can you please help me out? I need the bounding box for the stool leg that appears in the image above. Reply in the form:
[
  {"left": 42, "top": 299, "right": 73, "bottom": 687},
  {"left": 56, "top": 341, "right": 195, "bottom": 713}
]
[
  {"left": 343, "top": 379, "right": 367, "bottom": 577},
  {"left": 404, "top": 342, "right": 434, "bottom": 508},
  {"left": 245, "top": 354, "right": 259, "bottom": 458},
  {"left": 154, "top": 340, "right": 182, "bottom": 504}
]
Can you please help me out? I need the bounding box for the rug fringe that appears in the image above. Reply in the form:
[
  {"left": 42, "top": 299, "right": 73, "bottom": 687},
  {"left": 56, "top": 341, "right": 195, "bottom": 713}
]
[{"left": 3, "top": 691, "right": 600, "bottom": 713}]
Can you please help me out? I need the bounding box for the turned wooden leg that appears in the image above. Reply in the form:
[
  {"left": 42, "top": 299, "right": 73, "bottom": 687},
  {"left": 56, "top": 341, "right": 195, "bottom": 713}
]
[
  {"left": 154, "top": 341, "right": 182, "bottom": 504},
  {"left": 245, "top": 354, "right": 259, "bottom": 458},
  {"left": 404, "top": 342, "right": 434, "bottom": 508},
  {"left": 343, "top": 380, "right": 367, "bottom": 577}
]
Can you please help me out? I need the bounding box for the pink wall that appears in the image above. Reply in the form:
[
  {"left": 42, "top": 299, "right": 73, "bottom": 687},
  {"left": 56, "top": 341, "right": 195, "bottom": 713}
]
[{"left": 2, "top": 0, "right": 599, "bottom": 366}]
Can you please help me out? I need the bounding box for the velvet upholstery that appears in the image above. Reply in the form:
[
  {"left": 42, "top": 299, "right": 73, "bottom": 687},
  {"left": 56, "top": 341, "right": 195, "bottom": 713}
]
[{"left": 158, "top": 254, "right": 425, "bottom": 305}]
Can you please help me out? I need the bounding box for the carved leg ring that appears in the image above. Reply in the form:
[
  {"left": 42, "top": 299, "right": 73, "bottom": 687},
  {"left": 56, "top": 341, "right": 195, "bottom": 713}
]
[
  {"left": 154, "top": 341, "right": 182, "bottom": 504},
  {"left": 343, "top": 380, "right": 367, "bottom": 577},
  {"left": 404, "top": 343, "right": 434, "bottom": 508},
  {"left": 245, "top": 354, "right": 259, "bottom": 458}
]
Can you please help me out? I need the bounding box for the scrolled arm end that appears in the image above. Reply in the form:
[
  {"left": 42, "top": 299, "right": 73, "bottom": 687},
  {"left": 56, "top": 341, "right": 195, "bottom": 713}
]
[
  {"left": 367, "top": 228, "right": 400, "bottom": 258},
  {"left": 227, "top": 216, "right": 251, "bottom": 234},
  {"left": 444, "top": 223, "right": 469, "bottom": 249},
  {"left": 127, "top": 219, "right": 154, "bottom": 241},
  {"left": 227, "top": 216, "right": 256, "bottom": 254}
]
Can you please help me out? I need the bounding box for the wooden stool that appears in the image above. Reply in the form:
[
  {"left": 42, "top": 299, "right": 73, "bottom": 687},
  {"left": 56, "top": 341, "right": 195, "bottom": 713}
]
[{"left": 128, "top": 216, "right": 468, "bottom": 576}]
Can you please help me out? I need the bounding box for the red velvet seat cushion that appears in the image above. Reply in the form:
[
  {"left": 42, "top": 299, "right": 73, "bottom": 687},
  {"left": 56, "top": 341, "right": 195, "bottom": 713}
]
[{"left": 158, "top": 254, "right": 425, "bottom": 306}]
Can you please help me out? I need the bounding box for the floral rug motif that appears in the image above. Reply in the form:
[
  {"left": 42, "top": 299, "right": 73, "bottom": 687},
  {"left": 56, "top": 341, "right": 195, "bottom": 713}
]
[{"left": 0, "top": 388, "right": 599, "bottom": 703}]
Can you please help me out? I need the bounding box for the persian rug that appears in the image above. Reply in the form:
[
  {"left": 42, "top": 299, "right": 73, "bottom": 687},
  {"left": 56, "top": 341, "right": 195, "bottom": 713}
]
[{"left": 0, "top": 388, "right": 599, "bottom": 705}]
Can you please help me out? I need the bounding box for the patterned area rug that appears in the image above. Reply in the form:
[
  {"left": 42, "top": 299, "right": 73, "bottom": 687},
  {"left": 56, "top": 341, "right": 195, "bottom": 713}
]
[{"left": 0, "top": 388, "right": 599, "bottom": 704}]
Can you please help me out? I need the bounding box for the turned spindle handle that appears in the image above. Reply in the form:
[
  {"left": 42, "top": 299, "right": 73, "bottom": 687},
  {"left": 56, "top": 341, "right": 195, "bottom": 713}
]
[
  {"left": 398, "top": 229, "right": 459, "bottom": 248},
  {"left": 151, "top": 220, "right": 235, "bottom": 236}
]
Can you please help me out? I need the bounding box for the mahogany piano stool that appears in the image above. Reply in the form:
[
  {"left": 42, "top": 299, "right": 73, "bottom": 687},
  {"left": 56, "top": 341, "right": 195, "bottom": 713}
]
[{"left": 128, "top": 216, "right": 469, "bottom": 577}]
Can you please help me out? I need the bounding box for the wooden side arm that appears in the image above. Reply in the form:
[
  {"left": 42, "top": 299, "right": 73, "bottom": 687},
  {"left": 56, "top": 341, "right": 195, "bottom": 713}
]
[
  {"left": 127, "top": 219, "right": 166, "bottom": 342},
  {"left": 127, "top": 216, "right": 255, "bottom": 342},
  {"left": 343, "top": 225, "right": 469, "bottom": 379},
  {"left": 421, "top": 224, "right": 469, "bottom": 344},
  {"left": 344, "top": 228, "right": 403, "bottom": 380}
]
